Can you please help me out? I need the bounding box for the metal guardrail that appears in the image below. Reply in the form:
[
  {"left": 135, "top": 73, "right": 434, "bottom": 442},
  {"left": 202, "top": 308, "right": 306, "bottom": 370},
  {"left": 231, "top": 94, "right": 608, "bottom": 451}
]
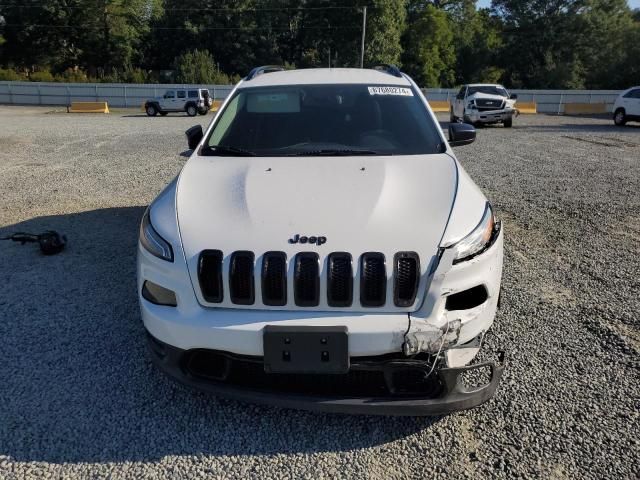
[
  {"left": 0, "top": 82, "right": 234, "bottom": 108},
  {"left": 0, "top": 81, "right": 623, "bottom": 114}
]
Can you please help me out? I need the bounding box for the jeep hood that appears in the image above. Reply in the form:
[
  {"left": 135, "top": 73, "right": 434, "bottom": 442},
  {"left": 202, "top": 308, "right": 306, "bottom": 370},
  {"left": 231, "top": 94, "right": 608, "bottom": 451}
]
[{"left": 176, "top": 154, "right": 458, "bottom": 311}]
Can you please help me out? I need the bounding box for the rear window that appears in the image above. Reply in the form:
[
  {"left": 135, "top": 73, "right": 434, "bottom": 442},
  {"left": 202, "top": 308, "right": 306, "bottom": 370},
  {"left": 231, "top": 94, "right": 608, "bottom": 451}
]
[
  {"left": 188, "top": 90, "right": 198, "bottom": 98},
  {"left": 206, "top": 84, "right": 443, "bottom": 156}
]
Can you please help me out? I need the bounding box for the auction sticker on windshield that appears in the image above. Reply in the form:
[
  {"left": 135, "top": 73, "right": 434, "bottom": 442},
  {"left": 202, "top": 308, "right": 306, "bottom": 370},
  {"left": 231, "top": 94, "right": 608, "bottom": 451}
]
[{"left": 368, "top": 86, "right": 413, "bottom": 96}]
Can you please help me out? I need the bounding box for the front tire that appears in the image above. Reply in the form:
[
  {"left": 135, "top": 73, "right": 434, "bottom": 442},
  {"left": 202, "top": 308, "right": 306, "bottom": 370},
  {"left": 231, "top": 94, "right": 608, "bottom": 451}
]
[
  {"left": 145, "top": 104, "right": 157, "bottom": 116},
  {"left": 614, "top": 108, "right": 626, "bottom": 126},
  {"left": 186, "top": 105, "right": 197, "bottom": 117},
  {"left": 198, "top": 108, "right": 208, "bottom": 116},
  {"left": 504, "top": 117, "right": 513, "bottom": 128}
]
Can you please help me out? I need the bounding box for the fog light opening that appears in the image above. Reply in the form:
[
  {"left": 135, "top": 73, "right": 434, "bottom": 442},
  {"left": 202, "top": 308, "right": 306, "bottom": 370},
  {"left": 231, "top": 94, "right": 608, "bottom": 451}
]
[
  {"left": 185, "top": 350, "right": 231, "bottom": 381},
  {"left": 142, "top": 281, "right": 177, "bottom": 307},
  {"left": 445, "top": 285, "right": 488, "bottom": 311}
]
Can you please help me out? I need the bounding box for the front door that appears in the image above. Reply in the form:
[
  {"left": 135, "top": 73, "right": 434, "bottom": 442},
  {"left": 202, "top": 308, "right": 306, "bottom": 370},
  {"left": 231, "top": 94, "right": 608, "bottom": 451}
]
[
  {"left": 160, "top": 90, "right": 176, "bottom": 110},
  {"left": 454, "top": 86, "right": 466, "bottom": 118}
]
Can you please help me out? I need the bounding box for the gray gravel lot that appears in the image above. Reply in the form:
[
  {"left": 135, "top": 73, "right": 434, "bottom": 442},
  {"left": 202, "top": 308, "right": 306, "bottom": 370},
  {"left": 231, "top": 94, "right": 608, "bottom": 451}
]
[{"left": 0, "top": 106, "right": 638, "bottom": 479}]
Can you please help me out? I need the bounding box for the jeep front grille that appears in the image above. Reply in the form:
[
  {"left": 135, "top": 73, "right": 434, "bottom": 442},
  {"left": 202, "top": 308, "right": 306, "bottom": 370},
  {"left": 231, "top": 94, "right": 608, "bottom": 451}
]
[{"left": 196, "top": 250, "right": 422, "bottom": 309}]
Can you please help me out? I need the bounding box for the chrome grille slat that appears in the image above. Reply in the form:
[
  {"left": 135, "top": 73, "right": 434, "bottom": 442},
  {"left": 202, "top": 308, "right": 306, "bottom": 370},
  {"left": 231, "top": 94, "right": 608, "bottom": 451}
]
[
  {"left": 198, "top": 249, "right": 224, "bottom": 303},
  {"left": 327, "top": 252, "right": 353, "bottom": 307},
  {"left": 360, "top": 252, "right": 387, "bottom": 307},
  {"left": 229, "top": 251, "right": 255, "bottom": 305},
  {"left": 393, "top": 252, "right": 420, "bottom": 307},
  {"left": 261, "top": 251, "right": 287, "bottom": 306},
  {"left": 294, "top": 252, "right": 320, "bottom": 307}
]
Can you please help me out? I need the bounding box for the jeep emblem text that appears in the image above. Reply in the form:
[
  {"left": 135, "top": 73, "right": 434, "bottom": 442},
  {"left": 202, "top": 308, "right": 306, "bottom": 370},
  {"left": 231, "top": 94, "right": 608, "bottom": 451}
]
[{"left": 289, "top": 234, "right": 327, "bottom": 246}]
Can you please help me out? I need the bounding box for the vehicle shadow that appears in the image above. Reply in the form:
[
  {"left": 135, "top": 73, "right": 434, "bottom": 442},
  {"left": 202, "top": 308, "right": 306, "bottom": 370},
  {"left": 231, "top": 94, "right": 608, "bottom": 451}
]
[{"left": 0, "top": 207, "right": 440, "bottom": 464}]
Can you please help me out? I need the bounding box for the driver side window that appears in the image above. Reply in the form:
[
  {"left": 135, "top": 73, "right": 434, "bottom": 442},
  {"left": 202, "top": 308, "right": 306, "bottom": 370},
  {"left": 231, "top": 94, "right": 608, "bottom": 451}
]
[
  {"left": 164, "top": 90, "right": 175, "bottom": 99},
  {"left": 457, "top": 87, "right": 466, "bottom": 100}
]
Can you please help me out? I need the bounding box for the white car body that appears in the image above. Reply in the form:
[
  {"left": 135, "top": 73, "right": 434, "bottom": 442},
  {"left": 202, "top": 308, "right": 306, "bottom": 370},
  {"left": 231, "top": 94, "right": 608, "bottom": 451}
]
[
  {"left": 612, "top": 86, "right": 640, "bottom": 126},
  {"left": 138, "top": 67, "right": 505, "bottom": 415},
  {"left": 452, "top": 83, "right": 517, "bottom": 127}
]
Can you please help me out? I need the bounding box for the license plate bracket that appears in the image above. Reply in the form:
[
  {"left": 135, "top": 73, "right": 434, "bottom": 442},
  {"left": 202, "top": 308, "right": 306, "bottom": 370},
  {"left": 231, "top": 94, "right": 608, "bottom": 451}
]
[{"left": 263, "top": 326, "right": 349, "bottom": 374}]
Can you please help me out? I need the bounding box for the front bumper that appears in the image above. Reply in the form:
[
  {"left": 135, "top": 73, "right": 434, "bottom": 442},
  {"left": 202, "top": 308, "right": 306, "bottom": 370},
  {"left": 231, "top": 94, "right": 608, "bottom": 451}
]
[
  {"left": 466, "top": 109, "right": 514, "bottom": 123},
  {"left": 147, "top": 331, "right": 505, "bottom": 416}
]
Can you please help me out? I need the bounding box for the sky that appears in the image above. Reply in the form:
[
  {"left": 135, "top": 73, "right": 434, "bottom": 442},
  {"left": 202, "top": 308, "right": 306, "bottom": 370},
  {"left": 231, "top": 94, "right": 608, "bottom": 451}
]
[{"left": 477, "top": 0, "right": 639, "bottom": 8}]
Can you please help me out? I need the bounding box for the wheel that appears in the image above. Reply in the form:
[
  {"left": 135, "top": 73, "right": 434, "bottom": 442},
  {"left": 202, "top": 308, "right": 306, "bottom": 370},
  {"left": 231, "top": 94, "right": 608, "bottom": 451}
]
[
  {"left": 198, "top": 108, "right": 208, "bottom": 116},
  {"left": 614, "top": 108, "right": 626, "bottom": 126},
  {"left": 504, "top": 117, "right": 512, "bottom": 128},
  {"left": 450, "top": 108, "right": 457, "bottom": 123},
  {"left": 159, "top": 111, "right": 168, "bottom": 116},
  {"left": 145, "top": 104, "right": 157, "bottom": 116},
  {"left": 186, "top": 105, "right": 197, "bottom": 117}
]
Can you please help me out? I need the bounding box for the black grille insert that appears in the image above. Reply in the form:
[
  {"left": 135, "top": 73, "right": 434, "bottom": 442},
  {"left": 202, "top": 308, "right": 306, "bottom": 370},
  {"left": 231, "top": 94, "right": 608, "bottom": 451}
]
[
  {"left": 294, "top": 252, "right": 320, "bottom": 307},
  {"left": 360, "top": 252, "right": 386, "bottom": 307},
  {"left": 229, "top": 251, "right": 255, "bottom": 305},
  {"left": 198, "top": 250, "right": 224, "bottom": 303},
  {"left": 327, "top": 252, "right": 353, "bottom": 307},
  {"left": 394, "top": 252, "right": 420, "bottom": 307},
  {"left": 261, "top": 251, "right": 287, "bottom": 306}
]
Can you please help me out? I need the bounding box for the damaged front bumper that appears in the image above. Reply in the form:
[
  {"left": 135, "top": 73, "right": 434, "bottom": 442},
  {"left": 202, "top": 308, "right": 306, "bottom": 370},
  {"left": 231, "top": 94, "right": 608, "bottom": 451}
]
[
  {"left": 466, "top": 108, "right": 515, "bottom": 123},
  {"left": 147, "top": 331, "right": 505, "bottom": 416}
]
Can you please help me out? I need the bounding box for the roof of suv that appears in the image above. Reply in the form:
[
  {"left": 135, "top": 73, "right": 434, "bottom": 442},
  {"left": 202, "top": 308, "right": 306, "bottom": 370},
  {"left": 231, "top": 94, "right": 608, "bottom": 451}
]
[{"left": 241, "top": 68, "right": 412, "bottom": 88}]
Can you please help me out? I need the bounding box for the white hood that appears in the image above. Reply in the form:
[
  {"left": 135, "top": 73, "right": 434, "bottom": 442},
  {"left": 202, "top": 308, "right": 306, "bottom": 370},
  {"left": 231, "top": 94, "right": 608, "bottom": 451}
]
[
  {"left": 468, "top": 92, "right": 516, "bottom": 108},
  {"left": 176, "top": 153, "right": 458, "bottom": 311}
]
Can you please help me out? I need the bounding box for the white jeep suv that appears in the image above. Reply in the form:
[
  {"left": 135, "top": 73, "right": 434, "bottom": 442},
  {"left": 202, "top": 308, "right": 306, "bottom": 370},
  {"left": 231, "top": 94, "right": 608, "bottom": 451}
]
[
  {"left": 145, "top": 88, "right": 212, "bottom": 117},
  {"left": 138, "top": 65, "right": 505, "bottom": 415},
  {"left": 452, "top": 83, "right": 517, "bottom": 128}
]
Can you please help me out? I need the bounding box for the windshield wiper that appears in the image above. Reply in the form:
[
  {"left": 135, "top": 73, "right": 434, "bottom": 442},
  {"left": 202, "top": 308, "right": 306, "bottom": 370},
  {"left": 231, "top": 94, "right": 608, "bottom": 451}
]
[
  {"left": 291, "top": 148, "right": 381, "bottom": 156},
  {"left": 201, "top": 145, "right": 257, "bottom": 156}
]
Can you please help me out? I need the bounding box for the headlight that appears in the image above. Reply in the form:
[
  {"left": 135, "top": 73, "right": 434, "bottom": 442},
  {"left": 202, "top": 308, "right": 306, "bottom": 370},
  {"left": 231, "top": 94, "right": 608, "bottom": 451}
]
[
  {"left": 452, "top": 203, "right": 496, "bottom": 263},
  {"left": 467, "top": 101, "right": 476, "bottom": 109},
  {"left": 139, "top": 209, "right": 174, "bottom": 262}
]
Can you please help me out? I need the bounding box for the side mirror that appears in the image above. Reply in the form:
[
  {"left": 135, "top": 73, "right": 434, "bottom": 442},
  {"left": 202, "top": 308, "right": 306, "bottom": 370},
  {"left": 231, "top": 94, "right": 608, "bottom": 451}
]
[
  {"left": 185, "top": 125, "right": 204, "bottom": 150},
  {"left": 510, "top": 93, "right": 518, "bottom": 100},
  {"left": 448, "top": 123, "right": 476, "bottom": 147}
]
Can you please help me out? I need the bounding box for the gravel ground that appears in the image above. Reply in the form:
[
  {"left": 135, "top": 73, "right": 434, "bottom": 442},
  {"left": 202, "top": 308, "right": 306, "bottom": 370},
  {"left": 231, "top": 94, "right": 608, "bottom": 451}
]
[{"left": 0, "top": 106, "right": 638, "bottom": 479}]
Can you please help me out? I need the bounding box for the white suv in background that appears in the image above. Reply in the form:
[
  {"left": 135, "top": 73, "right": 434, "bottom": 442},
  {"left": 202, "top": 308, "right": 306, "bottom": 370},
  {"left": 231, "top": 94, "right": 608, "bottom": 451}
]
[
  {"left": 613, "top": 87, "right": 640, "bottom": 126},
  {"left": 145, "top": 88, "right": 213, "bottom": 117},
  {"left": 138, "top": 65, "right": 505, "bottom": 416},
  {"left": 452, "top": 84, "right": 517, "bottom": 128}
]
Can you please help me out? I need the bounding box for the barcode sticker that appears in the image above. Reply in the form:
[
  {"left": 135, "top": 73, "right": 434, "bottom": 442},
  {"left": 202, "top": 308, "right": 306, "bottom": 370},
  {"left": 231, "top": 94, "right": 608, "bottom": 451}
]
[{"left": 368, "top": 86, "right": 413, "bottom": 96}]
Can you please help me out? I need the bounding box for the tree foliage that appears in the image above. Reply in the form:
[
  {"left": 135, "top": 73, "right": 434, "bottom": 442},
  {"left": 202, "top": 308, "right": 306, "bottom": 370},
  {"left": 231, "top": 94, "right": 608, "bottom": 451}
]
[{"left": 0, "top": 0, "right": 637, "bottom": 88}]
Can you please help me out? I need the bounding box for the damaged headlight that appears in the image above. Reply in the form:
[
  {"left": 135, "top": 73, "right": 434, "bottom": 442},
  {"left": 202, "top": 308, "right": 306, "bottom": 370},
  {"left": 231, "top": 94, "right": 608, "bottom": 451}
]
[
  {"left": 139, "top": 208, "right": 174, "bottom": 262},
  {"left": 452, "top": 203, "right": 496, "bottom": 263},
  {"left": 467, "top": 101, "right": 476, "bottom": 109}
]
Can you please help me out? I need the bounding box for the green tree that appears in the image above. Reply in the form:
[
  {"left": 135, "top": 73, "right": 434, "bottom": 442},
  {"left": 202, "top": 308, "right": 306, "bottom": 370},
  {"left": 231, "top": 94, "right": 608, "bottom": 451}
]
[
  {"left": 401, "top": 4, "right": 456, "bottom": 86},
  {"left": 175, "top": 49, "right": 229, "bottom": 84}
]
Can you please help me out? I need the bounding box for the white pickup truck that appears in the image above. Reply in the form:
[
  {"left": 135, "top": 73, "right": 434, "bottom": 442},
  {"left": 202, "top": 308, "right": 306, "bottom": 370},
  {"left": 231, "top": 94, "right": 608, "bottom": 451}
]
[{"left": 451, "top": 84, "right": 517, "bottom": 128}]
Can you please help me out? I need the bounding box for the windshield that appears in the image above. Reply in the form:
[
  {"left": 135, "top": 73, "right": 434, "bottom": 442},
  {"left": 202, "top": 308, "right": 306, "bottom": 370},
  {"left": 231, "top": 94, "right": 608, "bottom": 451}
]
[
  {"left": 468, "top": 86, "right": 508, "bottom": 97},
  {"left": 205, "top": 84, "right": 444, "bottom": 156}
]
